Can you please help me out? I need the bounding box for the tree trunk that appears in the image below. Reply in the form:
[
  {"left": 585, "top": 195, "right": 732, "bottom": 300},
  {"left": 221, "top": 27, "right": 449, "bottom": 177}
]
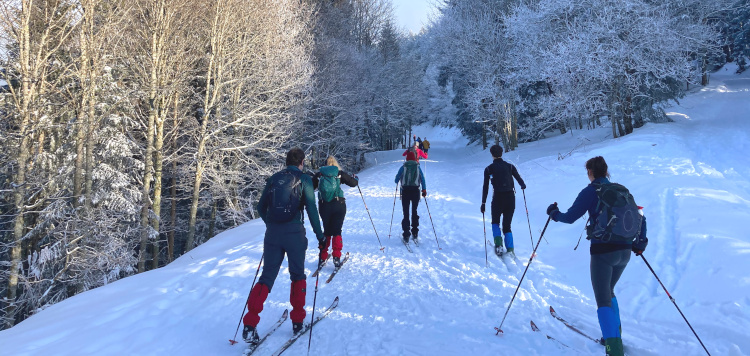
[{"left": 151, "top": 98, "right": 166, "bottom": 270}]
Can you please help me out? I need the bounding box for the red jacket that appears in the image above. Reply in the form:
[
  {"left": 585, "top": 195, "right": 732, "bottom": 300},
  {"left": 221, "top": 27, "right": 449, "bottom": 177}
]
[{"left": 403, "top": 148, "right": 428, "bottom": 162}]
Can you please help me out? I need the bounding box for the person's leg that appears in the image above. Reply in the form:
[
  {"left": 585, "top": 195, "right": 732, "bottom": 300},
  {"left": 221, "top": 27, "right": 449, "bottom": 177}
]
[
  {"left": 244, "top": 232, "right": 285, "bottom": 328},
  {"left": 502, "top": 192, "right": 516, "bottom": 253},
  {"left": 491, "top": 197, "right": 503, "bottom": 249},
  {"left": 410, "top": 193, "right": 420, "bottom": 238},
  {"left": 331, "top": 201, "right": 346, "bottom": 259},
  {"left": 318, "top": 202, "right": 332, "bottom": 261},
  {"left": 609, "top": 250, "right": 630, "bottom": 337},
  {"left": 284, "top": 226, "right": 308, "bottom": 327},
  {"left": 591, "top": 252, "right": 625, "bottom": 356},
  {"left": 401, "top": 191, "right": 411, "bottom": 240}
]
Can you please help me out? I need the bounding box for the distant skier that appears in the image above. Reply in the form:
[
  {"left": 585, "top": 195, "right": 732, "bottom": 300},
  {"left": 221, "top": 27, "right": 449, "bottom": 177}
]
[
  {"left": 545, "top": 156, "right": 648, "bottom": 356},
  {"left": 403, "top": 141, "right": 428, "bottom": 162},
  {"left": 312, "top": 156, "right": 359, "bottom": 268},
  {"left": 480, "top": 144, "right": 526, "bottom": 256},
  {"left": 395, "top": 154, "right": 427, "bottom": 244},
  {"left": 416, "top": 136, "right": 424, "bottom": 151},
  {"left": 242, "top": 148, "right": 326, "bottom": 344},
  {"left": 421, "top": 138, "right": 430, "bottom": 154}
]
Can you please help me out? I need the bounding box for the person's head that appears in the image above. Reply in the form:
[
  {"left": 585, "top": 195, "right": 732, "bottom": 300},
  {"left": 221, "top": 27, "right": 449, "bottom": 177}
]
[
  {"left": 490, "top": 144, "right": 503, "bottom": 158},
  {"left": 286, "top": 148, "right": 305, "bottom": 168},
  {"left": 413, "top": 141, "right": 419, "bottom": 148},
  {"left": 325, "top": 156, "right": 341, "bottom": 169},
  {"left": 585, "top": 156, "right": 609, "bottom": 182}
]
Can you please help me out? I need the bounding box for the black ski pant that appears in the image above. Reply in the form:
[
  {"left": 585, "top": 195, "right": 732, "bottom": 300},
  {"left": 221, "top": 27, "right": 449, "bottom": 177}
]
[
  {"left": 491, "top": 191, "right": 515, "bottom": 233},
  {"left": 257, "top": 223, "right": 308, "bottom": 291},
  {"left": 590, "top": 249, "right": 631, "bottom": 307},
  {"left": 401, "top": 186, "right": 420, "bottom": 238},
  {"left": 318, "top": 199, "right": 347, "bottom": 236}
]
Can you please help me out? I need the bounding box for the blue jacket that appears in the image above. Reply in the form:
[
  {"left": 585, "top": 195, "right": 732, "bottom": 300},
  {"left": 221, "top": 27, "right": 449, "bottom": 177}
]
[
  {"left": 552, "top": 177, "right": 648, "bottom": 253},
  {"left": 395, "top": 165, "right": 427, "bottom": 190}
]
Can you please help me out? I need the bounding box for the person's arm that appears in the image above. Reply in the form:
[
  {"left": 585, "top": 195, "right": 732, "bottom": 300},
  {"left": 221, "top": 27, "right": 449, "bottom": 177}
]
[
  {"left": 257, "top": 178, "right": 272, "bottom": 223},
  {"left": 394, "top": 166, "right": 404, "bottom": 184},
  {"left": 340, "top": 171, "right": 359, "bottom": 187},
  {"left": 511, "top": 165, "right": 526, "bottom": 190},
  {"left": 482, "top": 166, "right": 490, "bottom": 204},
  {"left": 553, "top": 186, "right": 595, "bottom": 224},
  {"left": 418, "top": 167, "right": 427, "bottom": 190},
  {"left": 418, "top": 149, "right": 428, "bottom": 159},
  {"left": 402, "top": 150, "right": 408, "bottom": 157},
  {"left": 312, "top": 172, "right": 321, "bottom": 190},
  {"left": 301, "top": 175, "right": 324, "bottom": 238}
]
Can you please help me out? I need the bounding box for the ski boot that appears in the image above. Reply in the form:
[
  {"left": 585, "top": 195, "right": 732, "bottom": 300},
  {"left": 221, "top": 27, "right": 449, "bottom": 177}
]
[
  {"left": 333, "top": 256, "right": 341, "bottom": 268},
  {"left": 292, "top": 322, "right": 304, "bottom": 335},
  {"left": 318, "top": 258, "right": 326, "bottom": 269},
  {"left": 242, "top": 325, "right": 259, "bottom": 344},
  {"left": 494, "top": 244, "right": 503, "bottom": 257}
]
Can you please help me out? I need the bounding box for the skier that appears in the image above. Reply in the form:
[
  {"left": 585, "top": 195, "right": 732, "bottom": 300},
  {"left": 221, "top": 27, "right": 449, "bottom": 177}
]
[
  {"left": 416, "top": 136, "right": 424, "bottom": 151},
  {"left": 395, "top": 154, "right": 427, "bottom": 244},
  {"left": 545, "top": 156, "right": 648, "bottom": 356},
  {"left": 312, "top": 156, "right": 359, "bottom": 268},
  {"left": 481, "top": 144, "right": 526, "bottom": 256},
  {"left": 422, "top": 138, "right": 430, "bottom": 154},
  {"left": 242, "top": 148, "right": 326, "bottom": 344},
  {"left": 403, "top": 141, "right": 428, "bottom": 162}
]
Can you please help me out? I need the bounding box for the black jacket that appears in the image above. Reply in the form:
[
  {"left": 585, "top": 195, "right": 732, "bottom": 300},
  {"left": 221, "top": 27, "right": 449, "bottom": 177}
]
[{"left": 482, "top": 158, "right": 526, "bottom": 204}]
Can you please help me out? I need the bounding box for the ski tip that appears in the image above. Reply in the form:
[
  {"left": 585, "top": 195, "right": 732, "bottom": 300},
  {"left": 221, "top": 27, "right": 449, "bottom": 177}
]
[
  {"left": 530, "top": 320, "right": 539, "bottom": 331},
  {"left": 229, "top": 339, "right": 239, "bottom": 345},
  {"left": 494, "top": 327, "right": 504, "bottom": 335},
  {"left": 282, "top": 309, "right": 289, "bottom": 317},
  {"left": 549, "top": 306, "right": 555, "bottom": 313}
]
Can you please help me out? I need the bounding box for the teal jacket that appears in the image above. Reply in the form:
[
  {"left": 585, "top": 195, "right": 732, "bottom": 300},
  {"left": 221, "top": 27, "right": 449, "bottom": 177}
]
[{"left": 257, "top": 166, "right": 324, "bottom": 239}]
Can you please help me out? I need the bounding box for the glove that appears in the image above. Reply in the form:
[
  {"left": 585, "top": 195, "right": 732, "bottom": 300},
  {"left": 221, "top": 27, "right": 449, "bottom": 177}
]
[
  {"left": 421, "top": 189, "right": 427, "bottom": 197},
  {"left": 480, "top": 203, "right": 485, "bottom": 214},
  {"left": 546, "top": 203, "right": 559, "bottom": 216},
  {"left": 521, "top": 184, "right": 527, "bottom": 190},
  {"left": 632, "top": 246, "right": 644, "bottom": 256},
  {"left": 316, "top": 233, "right": 325, "bottom": 245}
]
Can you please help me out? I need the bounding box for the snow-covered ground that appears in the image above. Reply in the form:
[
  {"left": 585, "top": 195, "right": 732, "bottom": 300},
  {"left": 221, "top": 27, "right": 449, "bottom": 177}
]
[{"left": 2, "top": 66, "right": 749, "bottom": 356}]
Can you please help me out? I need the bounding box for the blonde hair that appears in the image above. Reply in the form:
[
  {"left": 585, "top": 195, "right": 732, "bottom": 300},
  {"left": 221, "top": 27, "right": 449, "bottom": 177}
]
[{"left": 326, "top": 156, "right": 341, "bottom": 169}]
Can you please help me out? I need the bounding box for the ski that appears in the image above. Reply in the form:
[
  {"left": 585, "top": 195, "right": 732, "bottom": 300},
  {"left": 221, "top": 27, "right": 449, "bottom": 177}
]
[
  {"left": 402, "top": 238, "right": 414, "bottom": 253},
  {"left": 549, "top": 306, "right": 603, "bottom": 344},
  {"left": 326, "top": 252, "right": 350, "bottom": 284},
  {"left": 242, "top": 309, "right": 289, "bottom": 356},
  {"left": 270, "top": 296, "right": 339, "bottom": 356},
  {"left": 412, "top": 237, "right": 420, "bottom": 247},
  {"left": 530, "top": 320, "right": 569, "bottom": 348},
  {"left": 310, "top": 256, "right": 330, "bottom": 278}
]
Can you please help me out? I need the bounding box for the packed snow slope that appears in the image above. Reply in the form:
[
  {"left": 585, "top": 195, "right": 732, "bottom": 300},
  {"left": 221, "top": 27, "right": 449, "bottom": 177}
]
[{"left": 2, "top": 66, "right": 749, "bottom": 356}]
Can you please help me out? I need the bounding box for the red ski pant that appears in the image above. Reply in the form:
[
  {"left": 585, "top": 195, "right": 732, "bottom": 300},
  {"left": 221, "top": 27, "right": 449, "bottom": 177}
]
[{"left": 319, "top": 235, "right": 343, "bottom": 260}]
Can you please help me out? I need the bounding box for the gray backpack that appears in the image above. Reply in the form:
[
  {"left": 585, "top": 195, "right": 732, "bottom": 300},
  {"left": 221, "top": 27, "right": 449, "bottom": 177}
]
[
  {"left": 402, "top": 161, "right": 421, "bottom": 187},
  {"left": 588, "top": 183, "right": 643, "bottom": 243}
]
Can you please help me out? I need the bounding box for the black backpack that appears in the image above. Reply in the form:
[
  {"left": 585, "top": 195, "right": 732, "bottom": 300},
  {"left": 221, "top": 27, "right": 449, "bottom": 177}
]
[
  {"left": 588, "top": 183, "right": 643, "bottom": 243},
  {"left": 266, "top": 170, "right": 303, "bottom": 223}
]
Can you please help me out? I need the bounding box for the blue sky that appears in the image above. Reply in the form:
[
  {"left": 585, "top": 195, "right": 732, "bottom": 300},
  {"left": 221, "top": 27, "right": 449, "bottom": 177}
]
[{"left": 392, "top": 0, "right": 438, "bottom": 34}]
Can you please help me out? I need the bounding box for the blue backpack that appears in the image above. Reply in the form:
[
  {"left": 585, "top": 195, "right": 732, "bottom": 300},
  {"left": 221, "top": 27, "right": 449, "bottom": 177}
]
[{"left": 266, "top": 170, "right": 303, "bottom": 223}]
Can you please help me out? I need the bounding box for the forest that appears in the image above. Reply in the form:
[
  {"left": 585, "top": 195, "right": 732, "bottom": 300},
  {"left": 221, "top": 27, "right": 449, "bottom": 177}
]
[{"left": 1, "top": 0, "right": 748, "bottom": 329}]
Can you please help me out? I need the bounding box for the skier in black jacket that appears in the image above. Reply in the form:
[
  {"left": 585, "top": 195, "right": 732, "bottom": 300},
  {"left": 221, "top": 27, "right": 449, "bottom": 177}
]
[{"left": 481, "top": 145, "right": 526, "bottom": 256}]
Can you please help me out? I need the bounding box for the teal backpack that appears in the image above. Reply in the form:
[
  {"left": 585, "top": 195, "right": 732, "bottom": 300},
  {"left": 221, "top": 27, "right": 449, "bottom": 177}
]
[
  {"left": 318, "top": 166, "right": 342, "bottom": 202},
  {"left": 402, "top": 161, "right": 421, "bottom": 187}
]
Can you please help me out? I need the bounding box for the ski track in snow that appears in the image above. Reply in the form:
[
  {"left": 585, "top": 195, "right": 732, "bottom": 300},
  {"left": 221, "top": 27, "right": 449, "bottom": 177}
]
[{"left": 1, "top": 67, "right": 750, "bottom": 356}]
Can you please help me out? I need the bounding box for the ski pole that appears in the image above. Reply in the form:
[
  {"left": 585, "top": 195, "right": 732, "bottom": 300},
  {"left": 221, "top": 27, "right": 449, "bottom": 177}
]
[
  {"left": 229, "top": 253, "right": 264, "bottom": 345},
  {"left": 423, "top": 196, "right": 442, "bottom": 250},
  {"left": 307, "top": 272, "right": 320, "bottom": 355},
  {"left": 357, "top": 185, "right": 385, "bottom": 252},
  {"left": 388, "top": 184, "right": 398, "bottom": 240},
  {"left": 521, "top": 189, "right": 538, "bottom": 247},
  {"left": 482, "top": 211, "right": 488, "bottom": 267},
  {"left": 640, "top": 254, "right": 711, "bottom": 356},
  {"left": 495, "top": 210, "right": 554, "bottom": 335}
]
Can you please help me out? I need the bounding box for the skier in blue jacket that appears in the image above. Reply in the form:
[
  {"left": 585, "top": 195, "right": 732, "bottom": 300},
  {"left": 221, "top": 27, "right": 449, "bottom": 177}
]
[{"left": 546, "top": 156, "right": 648, "bottom": 356}]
